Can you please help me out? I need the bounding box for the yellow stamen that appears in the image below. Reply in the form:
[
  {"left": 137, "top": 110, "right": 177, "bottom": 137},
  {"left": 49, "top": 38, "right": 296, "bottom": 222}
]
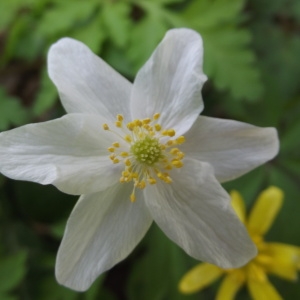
[
  {"left": 148, "top": 177, "right": 156, "bottom": 184},
  {"left": 127, "top": 122, "right": 134, "bottom": 131},
  {"left": 170, "top": 148, "right": 180, "bottom": 155},
  {"left": 134, "top": 120, "right": 142, "bottom": 127},
  {"left": 138, "top": 181, "right": 146, "bottom": 189},
  {"left": 103, "top": 124, "right": 109, "bottom": 130},
  {"left": 172, "top": 160, "right": 183, "bottom": 168},
  {"left": 125, "top": 159, "right": 131, "bottom": 166},
  {"left": 153, "top": 113, "right": 160, "bottom": 120},
  {"left": 154, "top": 124, "right": 161, "bottom": 131},
  {"left": 176, "top": 136, "right": 185, "bottom": 144},
  {"left": 124, "top": 135, "right": 132, "bottom": 143},
  {"left": 113, "top": 158, "right": 120, "bottom": 164},
  {"left": 104, "top": 112, "right": 186, "bottom": 202},
  {"left": 130, "top": 193, "right": 136, "bottom": 202},
  {"left": 117, "top": 114, "right": 123, "bottom": 121},
  {"left": 115, "top": 121, "right": 122, "bottom": 127},
  {"left": 167, "top": 129, "right": 176, "bottom": 137}
]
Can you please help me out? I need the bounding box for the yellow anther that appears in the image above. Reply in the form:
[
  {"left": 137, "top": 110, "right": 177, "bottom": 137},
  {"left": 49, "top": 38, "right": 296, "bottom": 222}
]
[
  {"left": 170, "top": 148, "right": 180, "bottom": 155},
  {"left": 148, "top": 177, "right": 156, "bottom": 184},
  {"left": 124, "top": 135, "right": 132, "bottom": 143},
  {"left": 132, "top": 172, "right": 139, "bottom": 179},
  {"left": 165, "top": 177, "right": 172, "bottom": 183},
  {"left": 176, "top": 136, "right": 185, "bottom": 144},
  {"left": 154, "top": 124, "right": 161, "bottom": 131},
  {"left": 115, "top": 121, "right": 122, "bottom": 127},
  {"left": 122, "top": 170, "right": 129, "bottom": 177},
  {"left": 176, "top": 152, "right": 184, "bottom": 159},
  {"left": 127, "top": 122, "right": 134, "bottom": 131},
  {"left": 138, "top": 181, "right": 146, "bottom": 189},
  {"left": 130, "top": 193, "right": 136, "bottom": 202},
  {"left": 125, "top": 159, "right": 131, "bottom": 166},
  {"left": 157, "top": 172, "right": 164, "bottom": 179},
  {"left": 117, "top": 114, "right": 124, "bottom": 121},
  {"left": 153, "top": 113, "right": 160, "bottom": 120},
  {"left": 172, "top": 160, "right": 183, "bottom": 168},
  {"left": 167, "top": 129, "right": 176, "bottom": 137},
  {"left": 105, "top": 112, "right": 187, "bottom": 202},
  {"left": 143, "top": 124, "right": 153, "bottom": 131},
  {"left": 134, "top": 119, "right": 142, "bottom": 127}
]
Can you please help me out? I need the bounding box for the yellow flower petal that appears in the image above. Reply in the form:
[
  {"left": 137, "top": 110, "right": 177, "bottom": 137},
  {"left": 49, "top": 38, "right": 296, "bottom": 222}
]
[
  {"left": 262, "top": 242, "right": 300, "bottom": 281},
  {"left": 247, "top": 276, "right": 283, "bottom": 300},
  {"left": 216, "top": 270, "right": 245, "bottom": 300},
  {"left": 230, "top": 190, "right": 246, "bottom": 223},
  {"left": 247, "top": 186, "right": 283, "bottom": 236},
  {"left": 179, "top": 263, "right": 223, "bottom": 294}
]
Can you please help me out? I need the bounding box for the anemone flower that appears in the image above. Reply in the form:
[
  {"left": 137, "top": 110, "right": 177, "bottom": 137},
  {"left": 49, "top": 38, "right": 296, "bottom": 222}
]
[
  {"left": 0, "top": 28, "right": 279, "bottom": 291},
  {"left": 179, "top": 187, "right": 300, "bottom": 300}
]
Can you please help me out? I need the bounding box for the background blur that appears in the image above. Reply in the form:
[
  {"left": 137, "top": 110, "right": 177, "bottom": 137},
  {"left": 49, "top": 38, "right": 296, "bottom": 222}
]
[{"left": 0, "top": 0, "right": 299, "bottom": 299}]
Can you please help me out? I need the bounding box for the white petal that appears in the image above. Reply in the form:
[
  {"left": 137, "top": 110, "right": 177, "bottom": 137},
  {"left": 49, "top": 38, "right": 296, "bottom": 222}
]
[
  {"left": 56, "top": 184, "right": 152, "bottom": 291},
  {"left": 144, "top": 159, "right": 257, "bottom": 269},
  {"left": 0, "top": 114, "right": 121, "bottom": 195},
  {"left": 130, "top": 28, "right": 207, "bottom": 136},
  {"left": 181, "top": 116, "right": 279, "bottom": 182},
  {"left": 48, "top": 38, "right": 132, "bottom": 121}
]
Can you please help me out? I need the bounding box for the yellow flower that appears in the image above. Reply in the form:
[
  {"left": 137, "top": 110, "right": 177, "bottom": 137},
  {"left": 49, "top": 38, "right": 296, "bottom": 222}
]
[{"left": 179, "top": 186, "right": 300, "bottom": 300}]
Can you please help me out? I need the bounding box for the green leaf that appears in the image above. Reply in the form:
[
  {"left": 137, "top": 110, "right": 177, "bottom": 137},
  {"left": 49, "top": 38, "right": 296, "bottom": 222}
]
[
  {"left": 37, "top": 1, "right": 98, "bottom": 37},
  {"left": 252, "top": 22, "right": 300, "bottom": 101},
  {"left": 268, "top": 166, "right": 300, "bottom": 244},
  {"left": 70, "top": 17, "right": 106, "bottom": 53},
  {"left": 101, "top": 2, "right": 131, "bottom": 48},
  {"left": 183, "top": 0, "right": 244, "bottom": 29},
  {"left": 84, "top": 275, "right": 106, "bottom": 300},
  {"left": 0, "top": 0, "right": 34, "bottom": 28},
  {"left": 32, "top": 68, "right": 58, "bottom": 116},
  {"left": 280, "top": 113, "right": 300, "bottom": 155},
  {"left": 0, "top": 88, "right": 29, "bottom": 131},
  {"left": 127, "top": 16, "right": 168, "bottom": 71},
  {"left": 38, "top": 276, "right": 78, "bottom": 300},
  {"left": 0, "top": 293, "right": 17, "bottom": 300},
  {"left": 127, "top": 225, "right": 199, "bottom": 300},
  {"left": 202, "top": 26, "right": 263, "bottom": 100},
  {"left": 150, "top": 0, "right": 185, "bottom": 4},
  {"left": 50, "top": 219, "right": 66, "bottom": 239},
  {"left": 0, "top": 250, "right": 27, "bottom": 292},
  {"left": 183, "top": 0, "right": 263, "bottom": 101},
  {"left": 222, "top": 167, "right": 266, "bottom": 207}
]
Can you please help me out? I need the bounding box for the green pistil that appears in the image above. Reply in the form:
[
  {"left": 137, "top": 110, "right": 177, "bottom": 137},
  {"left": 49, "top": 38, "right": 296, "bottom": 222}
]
[{"left": 131, "top": 136, "right": 163, "bottom": 166}]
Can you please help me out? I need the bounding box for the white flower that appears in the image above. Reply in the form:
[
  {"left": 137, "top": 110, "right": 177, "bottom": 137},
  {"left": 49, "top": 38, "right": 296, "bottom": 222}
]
[{"left": 0, "top": 29, "right": 279, "bottom": 291}]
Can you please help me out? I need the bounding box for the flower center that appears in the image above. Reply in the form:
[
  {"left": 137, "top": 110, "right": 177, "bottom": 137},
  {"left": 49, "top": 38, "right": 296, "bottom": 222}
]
[
  {"left": 131, "top": 136, "right": 162, "bottom": 166},
  {"left": 103, "top": 113, "right": 185, "bottom": 202}
]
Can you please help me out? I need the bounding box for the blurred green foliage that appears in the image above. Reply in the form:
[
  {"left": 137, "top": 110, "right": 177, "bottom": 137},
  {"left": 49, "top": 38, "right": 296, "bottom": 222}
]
[{"left": 0, "top": 0, "right": 299, "bottom": 299}]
